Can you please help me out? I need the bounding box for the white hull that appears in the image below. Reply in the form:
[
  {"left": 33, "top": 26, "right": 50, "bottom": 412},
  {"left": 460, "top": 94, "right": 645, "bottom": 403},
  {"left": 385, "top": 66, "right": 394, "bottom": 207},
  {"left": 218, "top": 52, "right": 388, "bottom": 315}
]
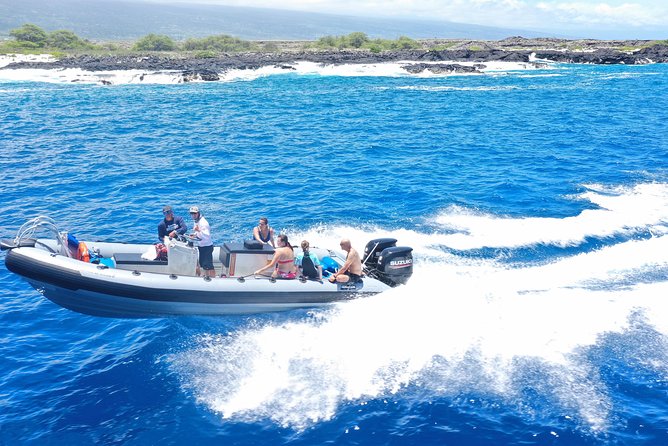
[{"left": 5, "top": 239, "right": 386, "bottom": 317}]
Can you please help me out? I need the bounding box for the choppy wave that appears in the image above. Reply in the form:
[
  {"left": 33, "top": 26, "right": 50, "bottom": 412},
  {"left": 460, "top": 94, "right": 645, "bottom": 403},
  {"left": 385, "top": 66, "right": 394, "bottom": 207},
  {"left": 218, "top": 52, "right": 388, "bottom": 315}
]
[{"left": 434, "top": 183, "right": 668, "bottom": 250}]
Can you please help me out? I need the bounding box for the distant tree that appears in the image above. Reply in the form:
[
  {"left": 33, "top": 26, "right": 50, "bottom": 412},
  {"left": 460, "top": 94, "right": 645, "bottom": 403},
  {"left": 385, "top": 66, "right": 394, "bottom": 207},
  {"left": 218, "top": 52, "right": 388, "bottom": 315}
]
[
  {"left": 315, "top": 35, "right": 337, "bottom": 48},
  {"left": 346, "top": 32, "right": 369, "bottom": 48},
  {"left": 368, "top": 43, "right": 382, "bottom": 53},
  {"left": 132, "top": 34, "right": 176, "bottom": 51},
  {"left": 46, "top": 30, "right": 94, "bottom": 50},
  {"left": 392, "top": 36, "right": 420, "bottom": 50},
  {"left": 10, "top": 23, "right": 48, "bottom": 47}
]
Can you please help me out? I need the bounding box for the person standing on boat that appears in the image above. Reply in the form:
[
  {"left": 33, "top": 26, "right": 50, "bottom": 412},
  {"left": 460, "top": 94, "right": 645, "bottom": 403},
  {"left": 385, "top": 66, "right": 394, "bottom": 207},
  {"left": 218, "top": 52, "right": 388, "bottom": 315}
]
[
  {"left": 329, "top": 238, "right": 363, "bottom": 283},
  {"left": 253, "top": 217, "right": 275, "bottom": 247},
  {"left": 254, "top": 234, "right": 297, "bottom": 279},
  {"left": 157, "top": 205, "right": 188, "bottom": 241},
  {"left": 189, "top": 206, "right": 215, "bottom": 278}
]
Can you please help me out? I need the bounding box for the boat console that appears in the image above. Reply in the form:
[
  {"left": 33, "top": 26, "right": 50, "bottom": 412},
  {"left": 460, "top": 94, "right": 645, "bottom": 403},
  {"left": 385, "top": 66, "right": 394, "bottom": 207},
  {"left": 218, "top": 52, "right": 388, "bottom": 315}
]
[{"left": 218, "top": 242, "right": 275, "bottom": 277}]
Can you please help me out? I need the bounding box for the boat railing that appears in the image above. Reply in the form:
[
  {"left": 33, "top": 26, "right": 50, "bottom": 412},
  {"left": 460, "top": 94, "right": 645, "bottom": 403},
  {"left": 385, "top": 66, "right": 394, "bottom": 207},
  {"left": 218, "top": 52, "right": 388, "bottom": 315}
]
[{"left": 14, "top": 215, "right": 68, "bottom": 256}]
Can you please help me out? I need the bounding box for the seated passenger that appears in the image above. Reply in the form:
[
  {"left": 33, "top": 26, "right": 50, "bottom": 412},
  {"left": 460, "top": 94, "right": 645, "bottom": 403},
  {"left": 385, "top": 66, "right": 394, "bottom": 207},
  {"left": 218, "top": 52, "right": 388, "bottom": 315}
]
[
  {"left": 329, "top": 238, "right": 363, "bottom": 283},
  {"left": 254, "top": 234, "right": 296, "bottom": 279},
  {"left": 294, "top": 240, "right": 322, "bottom": 280},
  {"left": 253, "top": 217, "right": 275, "bottom": 247}
]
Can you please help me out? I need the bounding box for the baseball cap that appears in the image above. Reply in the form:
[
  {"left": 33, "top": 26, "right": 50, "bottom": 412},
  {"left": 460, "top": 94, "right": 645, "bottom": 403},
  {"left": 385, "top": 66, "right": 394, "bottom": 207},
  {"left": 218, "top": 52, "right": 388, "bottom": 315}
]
[{"left": 189, "top": 206, "right": 200, "bottom": 213}]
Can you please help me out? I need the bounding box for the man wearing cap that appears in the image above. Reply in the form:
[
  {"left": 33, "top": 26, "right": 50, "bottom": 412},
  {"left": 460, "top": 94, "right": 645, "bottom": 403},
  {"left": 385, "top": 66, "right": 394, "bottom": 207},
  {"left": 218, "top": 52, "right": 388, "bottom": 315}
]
[
  {"left": 189, "top": 206, "right": 215, "bottom": 278},
  {"left": 157, "top": 205, "right": 188, "bottom": 241}
]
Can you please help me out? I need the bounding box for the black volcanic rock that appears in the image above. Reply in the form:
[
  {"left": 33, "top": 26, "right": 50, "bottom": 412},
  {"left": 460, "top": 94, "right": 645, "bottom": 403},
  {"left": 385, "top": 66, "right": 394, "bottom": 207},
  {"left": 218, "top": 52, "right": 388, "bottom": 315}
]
[
  {"left": 634, "top": 44, "right": 668, "bottom": 62},
  {"left": 402, "top": 63, "right": 483, "bottom": 74},
  {"left": 419, "top": 49, "right": 531, "bottom": 62},
  {"left": 3, "top": 43, "right": 667, "bottom": 81},
  {"left": 532, "top": 48, "right": 641, "bottom": 64},
  {"left": 182, "top": 70, "right": 220, "bottom": 82}
]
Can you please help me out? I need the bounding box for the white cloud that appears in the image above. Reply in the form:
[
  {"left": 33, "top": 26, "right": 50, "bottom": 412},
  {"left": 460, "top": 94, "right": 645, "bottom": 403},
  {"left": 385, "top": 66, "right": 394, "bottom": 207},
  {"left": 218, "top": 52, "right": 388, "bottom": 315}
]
[
  {"left": 148, "top": 0, "right": 668, "bottom": 36},
  {"left": 536, "top": 2, "right": 665, "bottom": 27}
]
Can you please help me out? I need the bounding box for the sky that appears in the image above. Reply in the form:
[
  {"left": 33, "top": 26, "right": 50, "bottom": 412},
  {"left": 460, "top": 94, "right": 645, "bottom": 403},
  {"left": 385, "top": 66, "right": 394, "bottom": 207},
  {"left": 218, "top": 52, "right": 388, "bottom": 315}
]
[{"left": 148, "top": 0, "right": 668, "bottom": 39}]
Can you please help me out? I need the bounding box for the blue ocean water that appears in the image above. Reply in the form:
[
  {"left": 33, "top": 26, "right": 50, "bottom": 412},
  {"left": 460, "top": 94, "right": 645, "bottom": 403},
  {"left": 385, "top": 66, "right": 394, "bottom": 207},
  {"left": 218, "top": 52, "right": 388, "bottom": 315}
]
[{"left": 1, "top": 63, "right": 668, "bottom": 444}]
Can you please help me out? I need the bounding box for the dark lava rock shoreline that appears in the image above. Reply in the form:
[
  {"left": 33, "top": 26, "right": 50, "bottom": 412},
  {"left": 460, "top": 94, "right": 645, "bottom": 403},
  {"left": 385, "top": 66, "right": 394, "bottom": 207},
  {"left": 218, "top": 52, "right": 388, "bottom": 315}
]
[{"left": 4, "top": 42, "right": 668, "bottom": 81}]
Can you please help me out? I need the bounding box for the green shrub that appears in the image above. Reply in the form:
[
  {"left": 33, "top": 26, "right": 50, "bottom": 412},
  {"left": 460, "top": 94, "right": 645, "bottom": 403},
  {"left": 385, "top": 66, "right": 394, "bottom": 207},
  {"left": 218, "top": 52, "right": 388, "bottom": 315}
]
[
  {"left": 431, "top": 42, "right": 457, "bottom": 50},
  {"left": 368, "top": 44, "right": 382, "bottom": 53},
  {"left": 393, "top": 36, "right": 420, "bottom": 50},
  {"left": 194, "top": 50, "right": 217, "bottom": 58},
  {"left": 182, "top": 35, "right": 254, "bottom": 52},
  {"left": 10, "top": 23, "right": 48, "bottom": 47},
  {"left": 132, "top": 34, "right": 176, "bottom": 51},
  {"left": 314, "top": 32, "right": 419, "bottom": 52},
  {"left": 0, "top": 40, "right": 42, "bottom": 52},
  {"left": 346, "top": 32, "right": 369, "bottom": 48},
  {"left": 647, "top": 39, "right": 668, "bottom": 47},
  {"left": 314, "top": 35, "right": 337, "bottom": 48},
  {"left": 47, "top": 30, "right": 95, "bottom": 50}
]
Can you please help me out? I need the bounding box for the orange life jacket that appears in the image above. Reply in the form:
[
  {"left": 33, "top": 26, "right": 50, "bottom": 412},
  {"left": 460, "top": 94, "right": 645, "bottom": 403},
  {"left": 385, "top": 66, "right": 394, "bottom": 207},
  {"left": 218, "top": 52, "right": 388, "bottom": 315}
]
[{"left": 78, "top": 242, "right": 90, "bottom": 262}]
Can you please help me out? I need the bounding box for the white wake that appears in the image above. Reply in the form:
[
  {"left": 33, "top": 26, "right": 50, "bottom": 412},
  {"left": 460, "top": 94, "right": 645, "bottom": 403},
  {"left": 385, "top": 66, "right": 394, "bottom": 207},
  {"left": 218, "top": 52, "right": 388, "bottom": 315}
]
[{"left": 169, "top": 182, "right": 668, "bottom": 431}]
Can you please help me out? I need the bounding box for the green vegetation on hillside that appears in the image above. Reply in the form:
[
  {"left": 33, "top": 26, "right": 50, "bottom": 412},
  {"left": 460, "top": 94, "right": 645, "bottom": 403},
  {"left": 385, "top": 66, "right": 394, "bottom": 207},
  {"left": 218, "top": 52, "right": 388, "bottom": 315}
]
[
  {"left": 2, "top": 23, "right": 95, "bottom": 53},
  {"left": 182, "top": 35, "right": 257, "bottom": 52},
  {"left": 5, "top": 23, "right": 662, "bottom": 59},
  {"left": 132, "top": 34, "right": 177, "bottom": 51},
  {"left": 1, "top": 25, "right": 426, "bottom": 57},
  {"left": 0, "top": 24, "right": 259, "bottom": 55},
  {"left": 0, "top": 23, "right": 422, "bottom": 58},
  {"left": 310, "top": 32, "right": 420, "bottom": 53}
]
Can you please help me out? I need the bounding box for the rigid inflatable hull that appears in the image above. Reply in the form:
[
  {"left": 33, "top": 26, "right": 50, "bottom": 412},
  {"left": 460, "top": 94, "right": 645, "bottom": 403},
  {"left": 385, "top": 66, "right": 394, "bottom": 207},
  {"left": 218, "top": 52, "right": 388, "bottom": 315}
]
[{"left": 5, "top": 248, "right": 382, "bottom": 318}]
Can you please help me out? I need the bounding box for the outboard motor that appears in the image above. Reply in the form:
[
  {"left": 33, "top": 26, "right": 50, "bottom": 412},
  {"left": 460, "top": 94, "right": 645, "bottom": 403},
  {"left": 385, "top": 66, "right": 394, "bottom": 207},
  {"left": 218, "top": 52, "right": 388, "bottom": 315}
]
[
  {"left": 363, "top": 238, "right": 397, "bottom": 269},
  {"left": 364, "top": 238, "right": 413, "bottom": 287}
]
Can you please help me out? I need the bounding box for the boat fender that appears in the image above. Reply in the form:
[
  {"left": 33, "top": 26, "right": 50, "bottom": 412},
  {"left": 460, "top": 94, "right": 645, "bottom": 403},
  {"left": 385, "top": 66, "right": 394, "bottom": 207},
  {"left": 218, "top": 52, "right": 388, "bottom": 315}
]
[
  {"left": 97, "top": 257, "right": 116, "bottom": 268},
  {"left": 320, "top": 256, "right": 339, "bottom": 274}
]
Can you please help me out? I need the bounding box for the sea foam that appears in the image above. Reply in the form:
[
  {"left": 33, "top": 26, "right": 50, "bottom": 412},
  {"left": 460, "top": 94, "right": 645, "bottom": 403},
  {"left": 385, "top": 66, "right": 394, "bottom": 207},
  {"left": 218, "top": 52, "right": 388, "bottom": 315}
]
[
  {"left": 0, "top": 58, "right": 554, "bottom": 85},
  {"left": 168, "top": 182, "right": 668, "bottom": 431}
]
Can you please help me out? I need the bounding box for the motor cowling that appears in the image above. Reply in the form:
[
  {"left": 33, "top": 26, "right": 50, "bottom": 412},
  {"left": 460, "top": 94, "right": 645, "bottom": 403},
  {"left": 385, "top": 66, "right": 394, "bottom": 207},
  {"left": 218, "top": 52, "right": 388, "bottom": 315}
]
[
  {"left": 363, "top": 238, "right": 397, "bottom": 269},
  {"left": 377, "top": 246, "right": 413, "bottom": 286},
  {"left": 363, "top": 237, "right": 413, "bottom": 287}
]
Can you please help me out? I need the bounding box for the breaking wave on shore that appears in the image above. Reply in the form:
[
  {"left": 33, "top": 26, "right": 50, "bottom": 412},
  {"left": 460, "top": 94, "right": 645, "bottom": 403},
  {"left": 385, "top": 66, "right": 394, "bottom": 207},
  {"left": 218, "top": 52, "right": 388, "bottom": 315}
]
[{"left": 0, "top": 56, "right": 553, "bottom": 85}]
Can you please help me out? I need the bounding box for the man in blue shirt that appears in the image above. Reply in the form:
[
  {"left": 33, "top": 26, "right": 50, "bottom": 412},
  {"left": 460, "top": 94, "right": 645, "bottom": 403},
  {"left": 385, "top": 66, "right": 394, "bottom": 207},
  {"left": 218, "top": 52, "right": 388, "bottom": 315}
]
[{"left": 157, "top": 205, "right": 188, "bottom": 241}]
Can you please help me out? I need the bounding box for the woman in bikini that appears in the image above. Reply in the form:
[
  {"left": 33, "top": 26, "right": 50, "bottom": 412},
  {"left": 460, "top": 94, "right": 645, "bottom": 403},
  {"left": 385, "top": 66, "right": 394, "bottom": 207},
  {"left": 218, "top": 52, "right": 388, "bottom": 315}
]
[
  {"left": 254, "top": 234, "right": 297, "bottom": 279},
  {"left": 253, "top": 217, "right": 275, "bottom": 247}
]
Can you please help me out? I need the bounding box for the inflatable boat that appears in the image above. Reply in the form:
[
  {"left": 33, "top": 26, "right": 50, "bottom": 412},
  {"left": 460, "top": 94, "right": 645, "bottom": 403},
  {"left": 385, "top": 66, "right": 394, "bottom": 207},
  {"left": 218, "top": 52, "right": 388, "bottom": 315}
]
[{"left": 1, "top": 216, "right": 413, "bottom": 317}]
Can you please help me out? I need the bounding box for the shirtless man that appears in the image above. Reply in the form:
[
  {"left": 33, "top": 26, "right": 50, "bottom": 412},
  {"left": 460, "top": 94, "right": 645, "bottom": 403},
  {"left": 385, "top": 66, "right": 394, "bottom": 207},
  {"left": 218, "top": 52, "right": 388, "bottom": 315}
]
[{"left": 329, "top": 238, "right": 363, "bottom": 283}]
